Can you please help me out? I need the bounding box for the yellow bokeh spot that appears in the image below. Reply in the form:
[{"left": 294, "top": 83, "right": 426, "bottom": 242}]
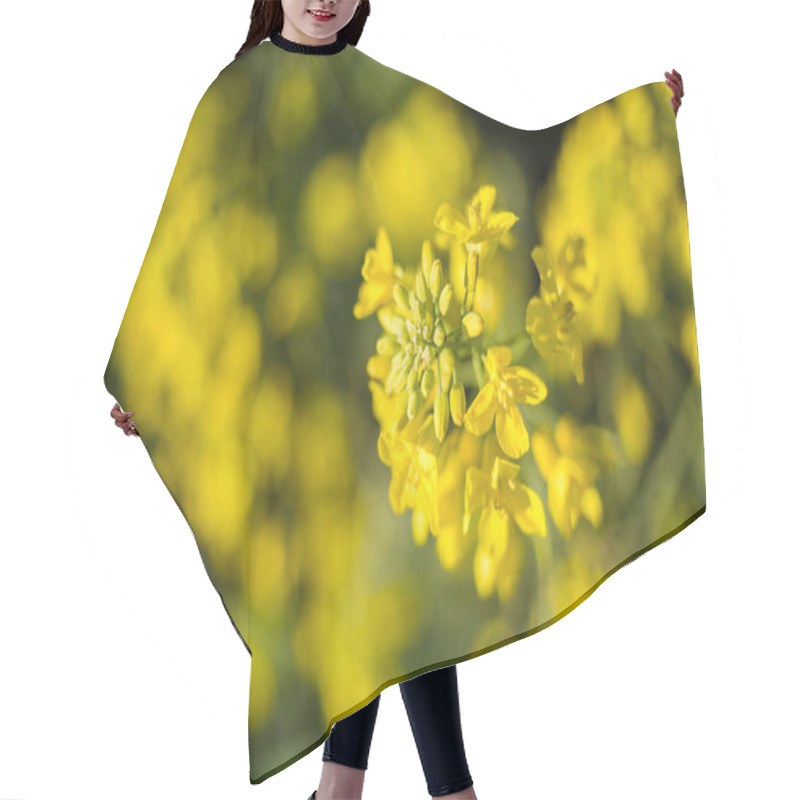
[
  {"left": 612, "top": 372, "right": 652, "bottom": 465},
  {"left": 359, "top": 86, "right": 477, "bottom": 258},
  {"left": 266, "top": 68, "right": 319, "bottom": 149},
  {"left": 303, "top": 152, "right": 363, "bottom": 273},
  {"left": 266, "top": 254, "right": 325, "bottom": 336}
]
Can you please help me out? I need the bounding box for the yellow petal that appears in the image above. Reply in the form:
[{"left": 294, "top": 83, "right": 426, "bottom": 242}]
[
  {"left": 554, "top": 414, "right": 579, "bottom": 455},
  {"left": 481, "top": 503, "right": 510, "bottom": 561},
  {"left": 491, "top": 456, "right": 520, "bottom": 490},
  {"left": 471, "top": 185, "right": 497, "bottom": 218},
  {"left": 353, "top": 280, "right": 384, "bottom": 319},
  {"left": 525, "top": 297, "right": 558, "bottom": 353},
  {"left": 465, "top": 465, "right": 491, "bottom": 515},
  {"left": 548, "top": 467, "right": 573, "bottom": 539},
  {"left": 411, "top": 507, "right": 430, "bottom": 546},
  {"left": 473, "top": 539, "right": 496, "bottom": 600},
  {"left": 463, "top": 382, "right": 497, "bottom": 436},
  {"left": 377, "top": 429, "right": 397, "bottom": 466},
  {"left": 375, "top": 225, "right": 394, "bottom": 264},
  {"left": 531, "top": 424, "right": 558, "bottom": 479},
  {"left": 530, "top": 245, "right": 559, "bottom": 298},
  {"left": 569, "top": 335, "right": 585, "bottom": 386},
  {"left": 434, "top": 203, "right": 469, "bottom": 240},
  {"left": 388, "top": 460, "right": 412, "bottom": 514},
  {"left": 366, "top": 353, "right": 390, "bottom": 381},
  {"left": 509, "top": 483, "right": 547, "bottom": 537},
  {"left": 484, "top": 345, "right": 512, "bottom": 378},
  {"left": 496, "top": 404, "right": 530, "bottom": 459},
  {"left": 581, "top": 486, "right": 603, "bottom": 529},
  {"left": 483, "top": 210, "right": 520, "bottom": 239},
  {"left": 504, "top": 365, "right": 548, "bottom": 405},
  {"left": 361, "top": 252, "right": 388, "bottom": 282}
]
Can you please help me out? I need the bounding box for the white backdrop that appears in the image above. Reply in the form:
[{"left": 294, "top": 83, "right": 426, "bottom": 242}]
[{"left": 1, "top": 1, "right": 796, "bottom": 798}]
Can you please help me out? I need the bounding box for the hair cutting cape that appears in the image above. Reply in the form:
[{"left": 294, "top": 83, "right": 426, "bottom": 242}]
[{"left": 104, "top": 34, "right": 706, "bottom": 785}]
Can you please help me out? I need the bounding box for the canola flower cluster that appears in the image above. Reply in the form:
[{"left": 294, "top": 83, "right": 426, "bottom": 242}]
[{"left": 354, "top": 185, "right": 618, "bottom": 598}]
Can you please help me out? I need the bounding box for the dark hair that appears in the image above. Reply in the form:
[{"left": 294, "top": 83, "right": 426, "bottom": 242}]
[{"left": 236, "top": 1, "right": 371, "bottom": 59}]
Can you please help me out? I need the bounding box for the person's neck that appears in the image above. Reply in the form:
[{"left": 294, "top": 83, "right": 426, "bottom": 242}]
[
  {"left": 269, "top": 28, "right": 348, "bottom": 56},
  {"left": 280, "top": 20, "right": 337, "bottom": 47}
]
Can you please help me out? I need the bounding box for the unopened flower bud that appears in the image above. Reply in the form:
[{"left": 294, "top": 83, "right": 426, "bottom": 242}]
[
  {"left": 415, "top": 268, "right": 427, "bottom": 303},
  {"left": 393, "top": 283, "right": 410, "bottom": 313},
  {"left": 429, "top": 259, "right": 442, "bottom": 297},
  {"left": 434, "top": 390, "right": 450, "bottom": 442},
  {"left": 462, "top": 311, "right": 484, "bottom": 338},
  {"left": 407, "top": 387, "right": 422, "bottom": 420},
  {"left": 438, "top": 347, "right": 455, "bottom": 391},
  {"left": 409, "top": 290, "right": 422, "bottom": 323},
  {"left": 421, "top": 367, "right": 435, "bottom": 398},
  {"left": 450, "top": 380, "right": 466, "bottom": 425},
  {"left": 439, "top": 283, "right": 453, "bottom": 316}
]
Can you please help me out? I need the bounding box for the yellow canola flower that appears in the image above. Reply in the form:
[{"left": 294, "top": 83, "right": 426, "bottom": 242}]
[
  {"left": 353, "top": 226, "right": 402, "bottom": 320},
  {"left": 464, "top": 455, "right": 547, "bottom": 539},
  {"left": 465, "top": 456, "right": 546, "bottom": 599},
  {"left": 535, "top": 93, "right": 678, "bottom": 347},
  {"left": 463, "top": 346, "right": 547, "bottom": 459},
  {"left": 531, "top": 415, "right": 617, "bottom": 540},
  {"left": 377, "top": 416, "right": 441, "bottom": 537},
  {"left": 369, "top": 239, "right": 463, "bottom": 436},
  {"left": 526, "top": 245, "right": 586, "bottom": 385},
  {"left": 434, "top": 185, "right": 519, "bottom": 249},
  {"left": 429, "top": 429, "right": 482, "bottom": 566}
]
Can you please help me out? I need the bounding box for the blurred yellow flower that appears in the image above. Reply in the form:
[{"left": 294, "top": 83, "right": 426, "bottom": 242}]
[
  {"left": 430, "top": 429, "right": 482, "bottom": 566},
  {"left": 302, "top": 152, "right": 362, "bottom": 274},
  {"left": 465, "top": 455, "right": 545, "bottom": 599},
  {"left": 464, "top": 455, "right": 547, "bottom": 538},
  {"left": 353, "top": 226, "right": 402, "bottom": 320},
  {"left": 526, "top": 244, "right": 586, "bottom": 385},
  {"left": 358, "top": 86, "right": 478, "bottom": 255},
  {"left": 535, "top": 95, "right": 677, "bottom": 347},
  {"left": 463, "top": 346, "right": 548, "bottom": 459},
  {"left": 531, "top": 415, "right": 617, "bottom": 539},
  {"left": 377, "top": 416, "right": 441, "bottom": 537},
  {"left": 612, "top": 371, "right": 652, "bottom": 465}
]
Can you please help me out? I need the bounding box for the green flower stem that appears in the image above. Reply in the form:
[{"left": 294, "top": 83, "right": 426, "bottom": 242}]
[
  {"left": 468, "top": 250, "right": 479, "bottom": 312},
  {"left": 461, "top": 248, "right": 479, "bottom": 314},
  {"left": 461, "top": 252, "right": 468, "bottom": 316}
]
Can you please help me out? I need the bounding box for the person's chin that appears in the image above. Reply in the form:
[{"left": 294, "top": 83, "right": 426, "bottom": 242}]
[{"left": 301, "top": 28, "right": 338, "bottom": 42}]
